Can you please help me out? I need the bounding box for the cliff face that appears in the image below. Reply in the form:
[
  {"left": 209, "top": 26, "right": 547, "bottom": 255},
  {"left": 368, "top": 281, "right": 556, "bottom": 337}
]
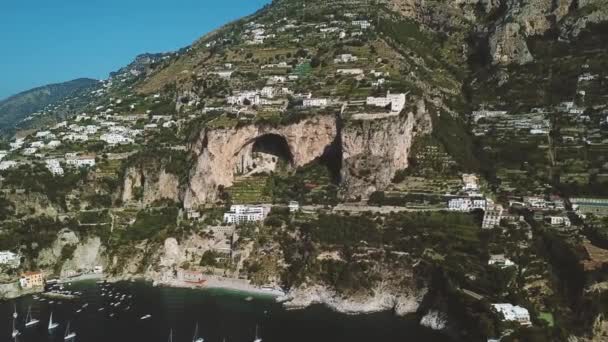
[
  {"left": 184, "top": 115, "right": 338, "bottom": 208},
  {"left": 387, "top": 0, "right": 608, "bottom": 65},
  {"left": 122, "top": 166, "right": 180, "bottom": 205},
  {"left": 36, "top": 229, "right": 106, "bottom": 277},
  {"left": 340, "top": 104, "right": 432, "bottom": 200}
]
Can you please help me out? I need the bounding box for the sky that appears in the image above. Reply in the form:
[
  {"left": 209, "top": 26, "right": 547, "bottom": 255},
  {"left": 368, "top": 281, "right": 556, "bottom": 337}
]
[{"left": 0, "top": 0, "right": 270, "bottom": 100}]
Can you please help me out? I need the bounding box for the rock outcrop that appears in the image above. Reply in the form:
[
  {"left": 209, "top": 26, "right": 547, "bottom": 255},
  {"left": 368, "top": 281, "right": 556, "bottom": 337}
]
[
  {"left": 282, "top": 284, "right": 427, "bottom": 316},
  {"left": 340, "top": 103, "right": 432, "bottom": 200},
  {"left": 184, "top": 115, "right": 338, "bottom": 208},
  {"left": 122, "top": 166, "right": 180, "bottom": 205}
]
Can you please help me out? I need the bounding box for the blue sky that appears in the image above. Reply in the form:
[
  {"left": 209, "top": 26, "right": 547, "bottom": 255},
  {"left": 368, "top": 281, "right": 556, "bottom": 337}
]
[{"left": 0, "top": 0, "right": 270, "bottom": 100}]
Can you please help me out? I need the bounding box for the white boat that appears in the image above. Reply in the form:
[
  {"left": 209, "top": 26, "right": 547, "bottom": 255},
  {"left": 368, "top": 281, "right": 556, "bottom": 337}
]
[
  {"left": 48, "top": 312, "right": 59, "bottom": 331},
  {"left": 11, "top": 318, "right": 20, "bottom": 338},
  {"left": 12, "top": 304, "right": 18, "bottom": 319},
  {"left": 168, "top": 329, "right": 174, "bottom": 342},
  {"left": 64, "top": 321, "right": 76, "bottom": 340},
  {"left": 25, "top": 306, "right": 40, "bottom": 327},
  {"left": 193, "top": 322, "right": 204, "bottom": 342},
  {"left": 253, "top": 325, "right": 262, "bottom": 342},
  {"left": 76, "top": 309, "right": 82, "bottom": 313},
  {"left": 140, "top": 314, "right": 152, "bottom": 320}
]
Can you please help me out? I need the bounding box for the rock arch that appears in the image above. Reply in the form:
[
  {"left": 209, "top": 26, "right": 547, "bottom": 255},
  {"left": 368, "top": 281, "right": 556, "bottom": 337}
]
[
  {"left": 184, "top": 115, "right": 338, "bottom": 208},
  {"left": 234, "top": 133, "right": 295, "bottom": 176}
]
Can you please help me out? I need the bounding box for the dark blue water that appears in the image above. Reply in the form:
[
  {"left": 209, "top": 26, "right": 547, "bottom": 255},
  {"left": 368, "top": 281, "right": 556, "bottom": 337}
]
[{"left": 1, "top": 280, "right": 454, "bottom": 342}]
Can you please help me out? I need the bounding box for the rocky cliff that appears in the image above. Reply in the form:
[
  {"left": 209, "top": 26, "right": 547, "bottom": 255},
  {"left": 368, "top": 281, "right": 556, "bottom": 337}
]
[
  {"left": 184, "top": 115, "right": 338, "bottom": 208},
  {"left": 121, "top": 165, "right": 180, "bottom": 205},
  {"left": 341, "top": 102, "right": 432, "bottom": 200},
  {"left": 387, "top": 0, "right": 608, "bottom": 65}
]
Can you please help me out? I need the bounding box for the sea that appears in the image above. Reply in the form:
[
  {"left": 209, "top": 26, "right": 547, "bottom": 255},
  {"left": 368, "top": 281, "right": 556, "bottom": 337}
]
[{"left": 1, "top": 280, "right": 455, "bottom": 342}]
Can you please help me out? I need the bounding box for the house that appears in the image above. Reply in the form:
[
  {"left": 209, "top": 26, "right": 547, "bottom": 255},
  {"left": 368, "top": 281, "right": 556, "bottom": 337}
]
[
  {"left": 211, "top": 71, "right": 233, "bottom": 79},
  {"left": 448, "top": 197, "right": 486, "bottom": 212},
  {"left": 20, "top": 271, "right": 45, "bottom": 289},
  {"left": 488, "top": 254, "right": 515, "bottom": 268},
  {"left": 462, "top": 173, "right": 480, "bottom": 192},
  {"left": 186, "top": 210, "right": 201, "bottom": 220},
  {"left": 45, "top": 159, "right": 64, "bottom": 176},
  {"left": 0, "top": 251, "right": 20, "bottom": 268},
  {"left": 66, "top": 155, "right": 96, "bottom": 168},
  {"left": 491, "top": 304, "right": 531, "bottom": 325},
  {"left": 93, "top": 266, "right": 103, "bottom": 274},
  {"left": 0, "top": 161, "right": 18, "bottom": 170},
  {"left": 22, "top": 147, "right": 37, "bottom": 155},
  {"left": 337, "top": 68, "right": 364, "bottom": 75},
  {"left": 482, "top": 203, "right": 503, "bottom": 229},
  {"left": 546, "top": 215, "right": 571, "bottom": 227},
  {"left": 177, "top": 269, "right": 205, "bottom": 283},
  {"left": 366, "top": 91, "right": 407, "bottom": 113},
  {"left": 334, "top": 54, "right": 358, "bottom": 64},
  {"left": 223, "top": 205, "right": 269, "bottom": 224},
  {"left": 352, "top": 20, "right": 371, "bottom": 29},
  {"left": 289, "top": 201, "right": 300, "bottom": 213},
  {"left": 303, "top": 98, "right": 328, "bottom": 108},
  {"left": 571, "top": 198, "right": 608, "bottom": 217},
  {"left": 101, "top": 133, "right": 133, "bottom": 145}
]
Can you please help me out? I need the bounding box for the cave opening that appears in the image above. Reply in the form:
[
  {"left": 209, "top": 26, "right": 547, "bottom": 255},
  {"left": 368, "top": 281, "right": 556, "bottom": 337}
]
[{"left": 251, "top": 134, "right": 294, "bottom": 165}]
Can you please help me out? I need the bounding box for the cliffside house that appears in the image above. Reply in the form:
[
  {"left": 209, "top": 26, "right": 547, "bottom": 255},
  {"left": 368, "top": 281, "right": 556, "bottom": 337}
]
[
  {"left": 0, "top": 251, "right": 20, "bottom": 267},
  {"left": 366, "top": 91, "right": 407, "bottom": 113},
  {"left": 223, "top": 205, "right": 269, "bottom": 224},
  {"left": 448, "top": 197, "right": 487, "bottom": 212},
  {"left": 491, "top": 304, "right": 531, "bottom": 325},
  {"left": 177, "top": 269, "right": 205, "bottom": 284},
  {"left": 20, "top": 271, "right": 45, "bottom": 289},
  {"left": 488, "top": 254, "right": 515, "bottom": 268},
  {"left": 482, "top": 203, "right": 504, "bottom": 229},
  {"left": 289, "top": 201, "right": 300, "bottom": 213}
]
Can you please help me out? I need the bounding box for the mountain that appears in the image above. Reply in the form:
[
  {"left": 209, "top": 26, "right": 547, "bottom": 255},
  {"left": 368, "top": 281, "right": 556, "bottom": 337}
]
[
  {"left": 1, "top": 0, "right": 608, "bottom": 341},
  {"left": 0, "top": 78, "right": 99, "bottom": 134}
]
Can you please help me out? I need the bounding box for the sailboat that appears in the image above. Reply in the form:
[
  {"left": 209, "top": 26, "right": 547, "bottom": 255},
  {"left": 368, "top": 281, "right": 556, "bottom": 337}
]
[
  {"left": 11, "top": 318, "right": 20, "bottom": 339},
  {"left": 64, "top": 321, "right": 76, "bottom": 340},
  {"left": 253, "top": 325, "right": 262, "bottom": 342},
  {"left": 193, "top": 322, "right": 204, "bottom": 342},
  {"left": 168, "top": 329, "right": 174, "bottom": 342},
  {"left": 25, "top": 306, "right": 40, "bottom": 327},
  {"left": 48, "top": 312, "right": 59, "bottom": 331},
  {"left": 12, "top": 304, "right": 18, "bottom": 319}
]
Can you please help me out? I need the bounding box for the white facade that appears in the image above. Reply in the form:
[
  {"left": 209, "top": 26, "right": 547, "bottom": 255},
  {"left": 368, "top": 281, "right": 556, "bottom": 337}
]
[
  {"left": 0, "top": 251, "right": 20, "bottom": 267},
  {"left": 482, "top": 203, "right": 504, "bottom": 229},
  {"left": 492, "top": 304, "right": 531, "bottom": 325},
  {"left": 0, "top": 161, "right": 17, "bottom": 170},
  {"left": 334, "top": 54, "right": 359, "bottom": 64},
  {"left": 223, "top": 205, "right": 269, "bottom": 224},
  {"left": 66, "top": 157, "right": 96, "bottom": 168},
  {"left": 352, "top": 20, "right": 371, "bottom": 29},
  {"left": 547, "top": 216, "right": 571, "bottom": 227},
  {"left": 303, "top": 98, "right": 328, "bottom": 108},
  {"left": 448, "top": 197, "right": 486, "bottom": 212},
  {"left": 101, "top": 133, "right": 133, "bottom": 145},
  {"left": 289, "top": 201, "right": 300, "bottom": 213},
  {"left": 488, "top": 254, "right": 515, "bottom": 268},
  {"left": 337, "top": 68, "right": 364, "bottom": 75},
  {"left": 45, "top": 159, "right": 64, "bottom": 176},
  {"left": 366, "top": 92, "right": 406, "bottom": 113}
]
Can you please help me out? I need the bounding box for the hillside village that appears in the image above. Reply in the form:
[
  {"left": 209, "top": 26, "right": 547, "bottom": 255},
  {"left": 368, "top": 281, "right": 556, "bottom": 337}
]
[{"left": 1, "top": 0, "right": 608, "bottom": 341}]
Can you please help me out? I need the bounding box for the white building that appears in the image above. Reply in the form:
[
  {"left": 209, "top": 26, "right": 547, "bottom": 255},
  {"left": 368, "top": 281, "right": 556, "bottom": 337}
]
[
  {"left": 45, "top": 159, "right": 64, "bottom": 176},
  {"left": 0, "top": 251, "right": 20, "bottom": 267},
  {"left": 448, "top": 197, "right": 487, "bottom": 212},
  {"left": 46, "top": 140, "right": 62, "bottom": 149},
  {"left": 101, "top": 133, "right": 133, "bottom": 145},
  {"left": 337, "top": 68, "right": 364, "bottom": 75},
  {"left": 488, "top": 254, "right": 515, "bottom": 268},
  {"left": 462, "top": 174, "right": 480, "bottom": 192},
  {"left": 366, "top": 91, "right": 407, "bottom": 113},
  {"left": 223, "top": 205, "right": 269, "bottom": 224},
  {"left": 334, "top": 54, "right": 359, "bottom": 64},
  {"left": 546, "top": 215, "right": 571, "bottom": 227},
  {"left": 288, "top": 201, "right": 300, "bottom": 213},
  {"left": 482, "top": 203, "right": 504, "bottom": 229},
  {"left": 66, "top": 155, "right": 96, "bottom": 168},
  {"left": 303, "top": 98, "right": 328, "bottom": 108},
  {"left": 492, "top": 304, "right": 531, "bottom": 325},
  {"left": 352, "top": 20, "right": 371, "bottom": 29},
  {"left": 0, "top": 161, "right": 17, "bottom": 170}
]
